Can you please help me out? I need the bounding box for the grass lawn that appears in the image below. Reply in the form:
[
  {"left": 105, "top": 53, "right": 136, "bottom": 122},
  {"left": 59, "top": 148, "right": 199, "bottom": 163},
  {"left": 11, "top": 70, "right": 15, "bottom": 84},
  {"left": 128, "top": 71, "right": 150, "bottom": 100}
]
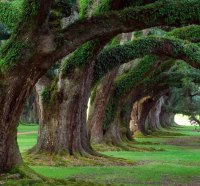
[
  {"left": 17, "top": 124, "right": 200, "bottom": 186},
  {"left": 17, "top": 124, "right": 38, "bottom": 151}
]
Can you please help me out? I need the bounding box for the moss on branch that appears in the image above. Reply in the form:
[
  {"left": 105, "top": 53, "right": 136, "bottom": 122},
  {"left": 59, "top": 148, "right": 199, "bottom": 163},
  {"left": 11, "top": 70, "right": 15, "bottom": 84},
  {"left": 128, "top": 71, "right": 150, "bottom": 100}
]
[
  {"left": 0, "top": 0, "right": 23, "bottom": 30},
  {"left": 94, "top": 36, "right": 200, "bottom": 83}
]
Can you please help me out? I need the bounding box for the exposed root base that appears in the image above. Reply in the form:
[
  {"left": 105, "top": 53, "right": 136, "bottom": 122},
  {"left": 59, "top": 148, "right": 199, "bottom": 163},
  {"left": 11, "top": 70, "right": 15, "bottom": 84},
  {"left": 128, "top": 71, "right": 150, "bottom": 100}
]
[
  {"left": 0, "top": 165, "right": 109, "bottom": 186},
  {"left": 93, "top": 140, "right": 163, "bottom": 152},
  {"left": 134, "top": 129, "right": 186, "bottom": 139},
  {"left": 0, "top": 165, "right": 54, "bottom": 185},
  {"left": 23, "top": 152, "right": 134, "bottom": 166}
]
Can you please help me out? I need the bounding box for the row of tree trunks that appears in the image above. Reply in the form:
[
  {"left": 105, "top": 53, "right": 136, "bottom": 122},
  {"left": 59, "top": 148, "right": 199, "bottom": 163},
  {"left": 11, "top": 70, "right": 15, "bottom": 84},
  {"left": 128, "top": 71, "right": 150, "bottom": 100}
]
[{"left": 34, "top": 32, "right": 133, "bottom": 152}]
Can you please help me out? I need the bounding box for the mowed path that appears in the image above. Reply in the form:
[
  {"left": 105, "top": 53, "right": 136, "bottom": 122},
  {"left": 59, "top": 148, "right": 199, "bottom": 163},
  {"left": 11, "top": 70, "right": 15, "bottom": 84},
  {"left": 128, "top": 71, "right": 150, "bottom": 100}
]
[{"left": 17, "top": 131, "right": 38, "bottom": 135}]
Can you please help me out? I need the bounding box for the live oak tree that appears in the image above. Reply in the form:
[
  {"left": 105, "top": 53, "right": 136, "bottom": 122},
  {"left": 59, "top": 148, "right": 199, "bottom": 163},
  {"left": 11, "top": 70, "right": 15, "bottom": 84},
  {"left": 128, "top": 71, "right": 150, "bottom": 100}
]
[
  {"left": 1, "top": 0, "right": 200, "bottom": 172},
  {"left": 33, "top": 0, "right": 127, "bottom": 156}
]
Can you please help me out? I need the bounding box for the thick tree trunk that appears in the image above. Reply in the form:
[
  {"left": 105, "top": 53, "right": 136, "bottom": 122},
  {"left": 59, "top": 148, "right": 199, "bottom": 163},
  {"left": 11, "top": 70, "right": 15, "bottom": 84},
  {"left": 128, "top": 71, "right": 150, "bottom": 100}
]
[
  {"left": 88, "top": 68, "right": 118, "bottom": 143},
  {"left": 0, "top": 76, "right": 37, "bottom": 171},
  {"left": 137, "top": 97, "right": 156, "bottom": 134},
  {"left": 119, "top": 101, "right": 133, "bottom": 141},
  {"left": 146, "top": 97, "right": 164, "bottom": 131},
  {"left": 34, "top": 77, "right": 51, "bottom": 127},
  {"left": 35, "top": 62, "right": 95, "bottom": 156},
  {"left": 159, "top": 96, "right": 175, "bottom": 128},
  {"left": 0, "top": 41, "right": 55, "bottom": 173},
  {"left": 102, "top": 98, "right": 133, "bottom": 145},
  {"left": 88, "top": 42, "right": 136, "bottom": 144},
  {"left": 160, "top": 111, "right": 175, "bottom": 128},
  {"left": 0, "top": 110, "right": 22, "bottom": 172},
  {"left": 103, "top": 110, "right": 122, "bottom": 145},
  {"left": 35, "top": 38, "right": 109, "bottom": 156}
]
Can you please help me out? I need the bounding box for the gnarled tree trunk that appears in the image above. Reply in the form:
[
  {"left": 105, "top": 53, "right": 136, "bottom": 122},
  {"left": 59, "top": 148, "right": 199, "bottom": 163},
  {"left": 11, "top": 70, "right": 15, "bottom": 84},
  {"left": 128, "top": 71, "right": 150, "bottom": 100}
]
[
  {"left": 130, "top": 101, "right": 140, "bottom": 134},
  {"left": 35, "top": 37, "right": 109, "bottom": 156},
  {"left": 35, "top": 62, "right": 95, "bottom": 156}
]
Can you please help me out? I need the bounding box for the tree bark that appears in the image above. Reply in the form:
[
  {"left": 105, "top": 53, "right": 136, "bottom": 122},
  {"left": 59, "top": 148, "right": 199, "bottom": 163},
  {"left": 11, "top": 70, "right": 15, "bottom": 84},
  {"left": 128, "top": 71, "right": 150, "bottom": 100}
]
[
  {"left": 137, "top": 97, "right": 157, "bottom": 134},
  {"left": 160, "top": 111, "right": 175, "bottom": 128},
  {"left": 102, "top": 97, "right": 133, "bottom": 145},
  {"left": 0, "top": 0, "right": 55, "bottom": 172},
  {"left": 88, "top": 68, "right": 119, "bottom": 143},
  {"left": 130, "top": 101, "right": 140, "bottom": 134},
  {"left": 119, "top": 101, "right": 133, "bottom": 141},
  {"left": 146, "top": 97, "right": 165, "bottom": 131},
  {"left": 35, "top": 62, "right": 93, "bottom": 155},
  {"left": 103, "top": 110, "right": 122, "bottom": 145},
  {"left": 0, "top": 74, "right": 40, "bottom": 171},
  {"left": 35, "top": 37, "right": 110, "bottom": 156}
]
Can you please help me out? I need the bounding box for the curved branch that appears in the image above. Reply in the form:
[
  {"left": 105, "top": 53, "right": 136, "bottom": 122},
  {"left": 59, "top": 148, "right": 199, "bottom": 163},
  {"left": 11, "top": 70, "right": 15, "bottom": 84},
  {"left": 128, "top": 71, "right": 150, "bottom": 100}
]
[
  {"left": 94, "top": 36, "right": 200, "bottom": 82},
  {"left": 54, "top": 0, "right": 200, "bottom": 59}
]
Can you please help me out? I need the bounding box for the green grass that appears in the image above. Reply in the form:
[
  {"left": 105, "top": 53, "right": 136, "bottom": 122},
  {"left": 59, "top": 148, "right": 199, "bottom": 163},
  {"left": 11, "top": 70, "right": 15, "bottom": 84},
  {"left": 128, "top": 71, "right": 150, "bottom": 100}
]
[
  {"left": 18, "top": 133, "right": 38, "bottom": 151},
  {"left": 31, "top": 164, "right": 200, "bottom": 186},
  {"left": 18, "top": 123, "right": 38, "bottom": 133},
  {"left": 17, "top": 125, "right": 200, "bottom": 186},
  {"left": 17, "top": 124, "right": 38, "bottom": 151}
]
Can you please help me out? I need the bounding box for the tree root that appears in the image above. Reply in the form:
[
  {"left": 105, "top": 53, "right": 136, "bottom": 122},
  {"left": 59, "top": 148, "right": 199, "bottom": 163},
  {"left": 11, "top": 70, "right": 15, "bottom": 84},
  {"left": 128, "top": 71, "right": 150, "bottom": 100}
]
[
  {"left": 93, "top": 140, "right": 163, "bottom": 152},
  {"left": 23, "top": 150, "right": 134, "bottom": 167},
  {"left": 1, "top": 165, "right": 107, "bottom": 186}
]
